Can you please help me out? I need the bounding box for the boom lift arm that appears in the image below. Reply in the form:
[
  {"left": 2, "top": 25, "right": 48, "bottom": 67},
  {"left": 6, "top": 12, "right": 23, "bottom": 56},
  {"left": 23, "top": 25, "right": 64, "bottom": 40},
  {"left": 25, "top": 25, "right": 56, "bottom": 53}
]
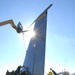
[{"left": 0, "top": 19, "right": 23, "bottom": 33}]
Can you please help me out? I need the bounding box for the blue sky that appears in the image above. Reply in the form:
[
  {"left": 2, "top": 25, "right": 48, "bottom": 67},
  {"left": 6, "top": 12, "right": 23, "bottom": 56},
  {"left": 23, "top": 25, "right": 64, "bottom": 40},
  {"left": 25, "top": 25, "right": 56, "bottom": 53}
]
[{"left": 0, "top": 0, "right": 75, "bottom": 75}]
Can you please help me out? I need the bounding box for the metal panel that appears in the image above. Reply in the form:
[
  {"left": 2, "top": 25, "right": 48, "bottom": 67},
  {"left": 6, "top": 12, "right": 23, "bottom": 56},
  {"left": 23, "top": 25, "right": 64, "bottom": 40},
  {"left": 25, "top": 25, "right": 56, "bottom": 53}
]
[{"left": 23, "top": 12, "right": 47, "bottom": 75}]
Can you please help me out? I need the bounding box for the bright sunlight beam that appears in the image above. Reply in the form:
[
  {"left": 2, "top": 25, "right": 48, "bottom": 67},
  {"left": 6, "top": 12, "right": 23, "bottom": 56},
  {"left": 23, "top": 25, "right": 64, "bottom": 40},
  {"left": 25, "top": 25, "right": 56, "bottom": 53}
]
[
  {"left": 24, "top": 22, "right": 35, "bottom": 39},
  {"left": 28, "top": 30, "right": 35, "bottom": 38}
]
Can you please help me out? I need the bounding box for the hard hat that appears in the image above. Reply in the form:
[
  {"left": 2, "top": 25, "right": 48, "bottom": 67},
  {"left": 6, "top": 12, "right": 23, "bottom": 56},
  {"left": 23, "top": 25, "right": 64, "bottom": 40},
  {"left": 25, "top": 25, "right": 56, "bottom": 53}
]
[{"left": 48, "top": 71, "right": 53, "bottom": 75}]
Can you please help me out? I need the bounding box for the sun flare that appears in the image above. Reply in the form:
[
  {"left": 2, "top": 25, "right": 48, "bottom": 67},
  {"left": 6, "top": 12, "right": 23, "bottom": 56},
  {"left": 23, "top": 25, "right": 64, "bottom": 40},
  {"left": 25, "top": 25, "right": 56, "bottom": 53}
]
[
  {"left": 26, "top": 29, "right": 35, "bottom": 39},
  {"left": 24, "top": 23, "right": 35, "bottom": 39}
]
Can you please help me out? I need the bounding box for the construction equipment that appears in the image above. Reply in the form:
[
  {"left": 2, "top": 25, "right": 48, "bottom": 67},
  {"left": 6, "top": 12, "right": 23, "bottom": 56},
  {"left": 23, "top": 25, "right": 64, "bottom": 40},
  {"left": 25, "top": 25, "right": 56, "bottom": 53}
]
[{"left": 0, "top": 19, "right": 28, "bottom": 33}]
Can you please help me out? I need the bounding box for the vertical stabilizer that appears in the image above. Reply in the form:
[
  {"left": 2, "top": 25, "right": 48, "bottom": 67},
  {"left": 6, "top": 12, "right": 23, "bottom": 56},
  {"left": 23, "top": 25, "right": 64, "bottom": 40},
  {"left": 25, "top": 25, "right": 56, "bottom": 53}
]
[{"left": 23, "top": 4, "right": 52, "bottom": 75}]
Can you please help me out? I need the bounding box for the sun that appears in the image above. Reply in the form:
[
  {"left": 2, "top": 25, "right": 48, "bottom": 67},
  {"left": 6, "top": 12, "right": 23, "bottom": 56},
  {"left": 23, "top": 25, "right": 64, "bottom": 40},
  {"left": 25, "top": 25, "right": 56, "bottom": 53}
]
[
  {"left": 25, "top": 29, "right": 35, "bottom": 39},
  {"left": 23, "top": 22, "right": 35, "bottom": 39},
  {"left": 24, "top": 22, "right": 35, "bottom": 39},
  {"left": 28, "top": 30, "right": 35, "bottom": 38}
]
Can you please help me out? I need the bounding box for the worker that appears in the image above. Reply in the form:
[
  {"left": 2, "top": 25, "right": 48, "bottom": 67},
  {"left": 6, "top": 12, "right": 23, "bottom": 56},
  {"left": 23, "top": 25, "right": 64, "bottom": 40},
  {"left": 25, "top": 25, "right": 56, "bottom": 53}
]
[
  {"left": 48, "top": 71, "right": 53, "bottom": 75},
  {"left": 6, "top": 70, "right": 9, "bottom": 75},
  {"left": 20, "top": 66, "right": 28, "bottom": 75},
  {"left": 15, "top": 65, "right": 22, "bottom": 74}
]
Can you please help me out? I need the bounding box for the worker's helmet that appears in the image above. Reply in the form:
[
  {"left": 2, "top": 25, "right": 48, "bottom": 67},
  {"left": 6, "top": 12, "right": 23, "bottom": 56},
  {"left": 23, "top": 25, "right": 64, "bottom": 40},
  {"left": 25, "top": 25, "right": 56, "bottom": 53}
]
[{"left": 48, "top": 71, "right": 53, "bottom": 75}]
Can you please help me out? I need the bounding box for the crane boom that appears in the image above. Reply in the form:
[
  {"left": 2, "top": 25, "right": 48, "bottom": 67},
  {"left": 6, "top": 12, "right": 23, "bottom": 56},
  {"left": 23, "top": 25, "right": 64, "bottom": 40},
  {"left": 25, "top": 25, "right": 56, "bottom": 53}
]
[
  {"left": 0, "top": 19, "right": 17, "bottom": 30},
  {"left": 0, "top": 19, "right": 23, "bottom": 33}
]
